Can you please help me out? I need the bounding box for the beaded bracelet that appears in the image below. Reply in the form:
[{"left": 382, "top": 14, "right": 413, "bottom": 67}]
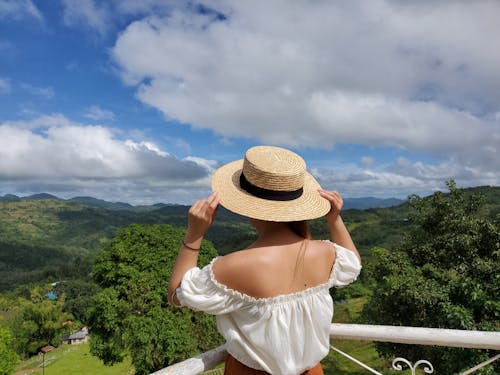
[
  {"left": 170, "top": 290, "right": 182, "bottom": 308},
  {"left": 182, "top": 241, "right": 200, "bottom": 251}
]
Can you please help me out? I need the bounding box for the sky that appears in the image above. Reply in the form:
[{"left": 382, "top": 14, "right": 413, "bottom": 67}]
[{"left": 0, "top": 0, "right": 499, "bottom": 205}]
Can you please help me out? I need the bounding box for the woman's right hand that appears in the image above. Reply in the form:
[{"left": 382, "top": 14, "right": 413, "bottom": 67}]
[{"left": 184, "top": 191, "right": 220, "bottom": 247}]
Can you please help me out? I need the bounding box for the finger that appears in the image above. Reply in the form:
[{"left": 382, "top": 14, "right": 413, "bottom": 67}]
[
  {"left": 330, "top": 192, "right": 342, "bottom": 203},
  {"left": 319, "top": 190, "right": 343, "bottom": 212},
  {"left": 318, "top": 189, "right": 336, "bottom": 201},
  {"left": 320, "top": 189, "right": 341, "bottom": 199},
  {"left": 207, "top": 191, "right": 221, "bottom": 208},
  {"left": 189, "top": 200, "right": 202, "bottom": 213},
  {"left": 318, "top": 189, "right": 331, "bottom": 197},
  {"left": 199, "top": 197, "right": 219, "bottom": 221},
  {"left": 190, "top": 199, "right": 209, "bottom": 217}
]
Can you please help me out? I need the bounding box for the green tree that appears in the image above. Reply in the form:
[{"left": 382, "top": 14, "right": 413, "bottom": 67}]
[
  {"left": 89, "top": 224, "right": 223, "bottom": 375},
  {"left": 54, "top": 279, "right": 100, "bottom": 324},
  {"left": 0, "top": 327, "right": 18, "bottom": 375},
  {"left": 363, "top": 181, "right": 499, "bottom": 374},
  {"left": 6, "top": 286, "right": 72, "bottom": 359}
]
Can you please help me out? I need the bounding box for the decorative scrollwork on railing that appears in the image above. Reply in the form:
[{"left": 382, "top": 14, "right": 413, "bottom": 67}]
[{"left": 392, "top": 357, "right": 434, "bottom": 375}]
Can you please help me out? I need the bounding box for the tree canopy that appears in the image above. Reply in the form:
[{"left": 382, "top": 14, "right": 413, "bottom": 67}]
[
  {"left": 0, "top": 327, "right": 18, "bottom": 375},
  {"left": 362, "top": 181, "right": 499, "bottom": 374},
  {"left": 3, "top": 286, "right": 72, "bottom": 360},
  {"left": 89, "top": 224, "right": 223, "bottom": 375}
]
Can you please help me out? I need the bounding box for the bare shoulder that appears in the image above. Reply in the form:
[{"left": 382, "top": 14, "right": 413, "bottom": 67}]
[
  {"left": 212, "top": 250, "right": 254, "bottom": 286},
  {"left": 213, "top": 250, "right": 249, "bottom": 269},
  {"left": 300, "top": 240, "right": 337, "bottom": 285},
  {"left": 307, "top": 239, "right": 336, "bottom": 262}
]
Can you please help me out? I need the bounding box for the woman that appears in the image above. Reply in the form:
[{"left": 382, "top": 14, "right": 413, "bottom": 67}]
[{"left": 168, "top": 146, "right": 361, "bottom": 375}]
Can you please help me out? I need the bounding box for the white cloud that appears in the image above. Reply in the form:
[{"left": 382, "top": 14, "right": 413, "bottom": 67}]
[
  {"left": 60, "top": 0, "right": 179, "bottom": 35},
  {"left": 0, "top": 77, "right": 10, "bottom": 94},
  {"left": 313, "top": 156, "right": 498, "bottom": 199},
  {"left": 62, "top": 0, "right": 110, "bottom": 35},
  {"left": 107, "top": 0, "right": 499, "bottom": 197},
  {"left": 0, "top": 0, "right": 42, "bottom": 20},
  {"left": 5, "top": 1, "right": 497, "bottom": 203},
  {"left": 361, "top": 157, "right": 375, "bottom": 166},
  {"left": 0, "top": 114, "right": 213, "bottom": 190},
  {"left": 65, "top": 60, "right": 80, "bottom": 72},
  {"left": 83, "top": 105, "right": 116, "bottom": 121},
  {"left": 184, "top": 156, "right": 218, "bottom": 171},
  {"left": 20, "top": 83, "right": 54, "bottom": 99},
  {"left": 308, "top": 91, "right": 497, "bottom": 159},
  {"left": 164, "top": 136, "right": 193, "bottom": 154},
  {"left": 111, "top": 1, "right": 499, "bottom": 149}
]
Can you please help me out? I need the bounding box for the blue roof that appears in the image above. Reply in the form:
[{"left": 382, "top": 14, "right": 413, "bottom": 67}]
[{"left": 46, "top": 291, "right": 57, "bottom": 300}]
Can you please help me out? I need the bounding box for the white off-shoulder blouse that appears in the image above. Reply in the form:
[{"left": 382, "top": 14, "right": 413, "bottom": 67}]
[{"left": 176, "top": 241, "right": 361, "bottom": 375}]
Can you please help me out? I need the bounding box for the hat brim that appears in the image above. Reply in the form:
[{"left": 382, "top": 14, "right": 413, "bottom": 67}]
[{"left": 211, "top": 159, "right": 331, "bottom": 222}]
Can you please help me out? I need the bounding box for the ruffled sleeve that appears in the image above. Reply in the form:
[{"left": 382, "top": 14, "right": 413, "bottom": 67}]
[
  {"left": 176, "top": 259, "right": 246, "bottom": 315},
  {"left": 326, "top": 241, "right": 362, "bottom": 287}
]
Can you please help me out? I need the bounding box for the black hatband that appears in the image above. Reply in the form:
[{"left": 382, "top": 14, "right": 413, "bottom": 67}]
[{"left": 239, "top": 173, "right": 303, "bottom": 201}]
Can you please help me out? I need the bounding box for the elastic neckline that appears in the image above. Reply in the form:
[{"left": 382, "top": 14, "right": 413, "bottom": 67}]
[{"left": 207, "top": 243, "right": 337, "bottom": 305}]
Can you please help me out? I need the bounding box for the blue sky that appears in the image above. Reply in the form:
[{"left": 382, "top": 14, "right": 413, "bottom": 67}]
[{"left": 0, "top": 0, "right": 499, "bottom": 204}]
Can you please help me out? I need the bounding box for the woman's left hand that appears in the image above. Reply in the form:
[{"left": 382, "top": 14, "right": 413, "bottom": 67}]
[{"left": 318, "top": 189, "right": 343, "bottom": 222}]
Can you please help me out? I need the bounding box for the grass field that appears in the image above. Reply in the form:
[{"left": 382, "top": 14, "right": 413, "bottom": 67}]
[{"left": 14, "top": 343, "right": 134, "bottom": 375}]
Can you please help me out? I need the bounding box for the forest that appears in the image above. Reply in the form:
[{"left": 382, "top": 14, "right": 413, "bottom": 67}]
[{"left": 0, "top": 183, "right": 498, "bottom": 374}]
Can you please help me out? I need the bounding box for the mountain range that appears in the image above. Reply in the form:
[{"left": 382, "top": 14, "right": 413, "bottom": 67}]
[
  {"left": 0, "top": 193, "right": 404, "bottom": 210},
  {"left": 0, "top": 185, "right": 498, "bottom": 292}
]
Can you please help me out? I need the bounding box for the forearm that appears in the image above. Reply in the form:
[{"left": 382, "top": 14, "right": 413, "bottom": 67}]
[
  {"left": 327, "top": 215, "right": 361, "bottom": 262},
  {"left": 167, "top": 244, "right": 201, "bottom": 305},
  {"left": 167, "top": 232, "right": 205, "bottom": 304},
  {"left": 167, "top": 192, "right": 220, "bottom": 305}
]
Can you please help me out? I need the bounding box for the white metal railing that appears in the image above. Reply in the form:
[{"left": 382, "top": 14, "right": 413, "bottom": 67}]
[
  {"left": 328, "top": 323, "right": 499, "bottom": 349},
  {"left": 151, "top": 324, "right": 500, "bottom": 375}
]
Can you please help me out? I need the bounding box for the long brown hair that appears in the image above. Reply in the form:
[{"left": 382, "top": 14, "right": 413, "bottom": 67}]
[
  {"left": 287, "top": 220, "right": 311, "bottom": 239},
  {"left": 288, "top": 221, "right": 310, "bottom": 286}
]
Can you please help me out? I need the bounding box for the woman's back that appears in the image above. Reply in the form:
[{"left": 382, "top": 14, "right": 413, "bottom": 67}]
[{"left": 212, "top": 235, "right": 337, "bottom": 299}]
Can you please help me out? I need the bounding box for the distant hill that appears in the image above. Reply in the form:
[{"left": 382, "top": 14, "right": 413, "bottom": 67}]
[
  {"left": 0, "top": 193, "right": 61, "bottom": 202},
  {"left": 68, "top": 196, "right": 134, "bottom": 211},
  {"left": 0, "top": 194, "right": 166, "bottom": 212},
  {"left": 0, "top": 193, "right": 405, "bottom": 210},
  {"left": 343, "top": 197, "right": 404, "bottom": 210},
  {"left": 0, "top": 185, "right": 498, "bottom": 292},
  {"left": 0, "top": 194, "right": 20, "bottom": 202},
  {"left": 26, "top": 193, "right": 61, "bottom": 200}
]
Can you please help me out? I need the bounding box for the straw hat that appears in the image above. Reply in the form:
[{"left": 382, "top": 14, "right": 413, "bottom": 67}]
[{"left": 211, "top": 146, "right": 330, "bottom": 222}]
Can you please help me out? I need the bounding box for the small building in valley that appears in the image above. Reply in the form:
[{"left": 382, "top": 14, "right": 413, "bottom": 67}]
[{"left": 62, "top": 327, "right": 89, "bottom": 345}]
